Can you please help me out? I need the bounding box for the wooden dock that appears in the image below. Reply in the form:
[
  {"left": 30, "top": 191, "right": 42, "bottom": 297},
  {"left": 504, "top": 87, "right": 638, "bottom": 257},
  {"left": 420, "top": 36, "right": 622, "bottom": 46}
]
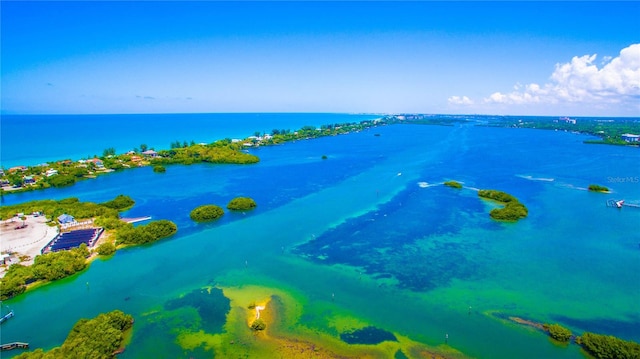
[{"left": 0, "top": 342, "right": 29, "bottom": 351}]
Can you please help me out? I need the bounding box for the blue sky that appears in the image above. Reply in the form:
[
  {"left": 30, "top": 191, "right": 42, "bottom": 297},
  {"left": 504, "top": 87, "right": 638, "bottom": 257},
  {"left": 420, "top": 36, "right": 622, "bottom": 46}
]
[{"left": 2, "top": 1, "right": 639, "bottom": 116}]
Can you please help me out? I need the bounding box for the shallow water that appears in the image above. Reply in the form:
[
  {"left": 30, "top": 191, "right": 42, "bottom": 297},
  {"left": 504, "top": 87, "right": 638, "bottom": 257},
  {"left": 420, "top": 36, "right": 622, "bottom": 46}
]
[{"left": 2, "top": 120, "right": 639, "bottom": 358}]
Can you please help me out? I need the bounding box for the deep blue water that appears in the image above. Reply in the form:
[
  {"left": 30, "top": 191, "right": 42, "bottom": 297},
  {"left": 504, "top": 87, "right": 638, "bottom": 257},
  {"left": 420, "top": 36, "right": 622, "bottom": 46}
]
[{"left": 1, "top": 116, "right": 639, "bottom": 359}]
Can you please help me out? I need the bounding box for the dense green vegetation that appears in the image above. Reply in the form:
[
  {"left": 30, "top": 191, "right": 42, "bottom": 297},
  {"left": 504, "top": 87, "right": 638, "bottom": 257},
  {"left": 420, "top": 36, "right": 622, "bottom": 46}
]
[
  {"left": 0, "top": 196, "right": 121, "bottom": 221},
  {"left": 0, "top": 196, "right": 178, "bottom": 299},
  {"left": 484, "top": 116, "right": 640, "bottom": 146},
  {"left": 153, "top": 165, "right": 166, "bottom": 173},
  {"left": 96, "top": 242, "right": 117, "bottom": 256},
  {"left": 588, "top": 184, "right": 610, "bottom": 193},
  {"left": 154, "top": 144, "right": 259, "bottom": 165},
  {"left": 444, "top": 180, "right": 462, "bottom": 189},
  {"left": 251, "top": 318, "right": 266, "bottom": 331},
  {"left": 115, "top": 220, "right": 178, "bottom": 246},
  {"left": 190, "top": 204, "right": 225, "bottom": 222},
  {"left": 47, "top": 174, "right": 77, "bottom": 187},
  {"left": 545, "top": 323, "right": 572, "bottom": 342},
  {"left": 478, "top": 189, "right": 528, "bottom": 221},
  {"left": 15, "top": 310, "right": 134, "bottom": 359},
  {"left": 577, "top": 332, "right": 640, "bottom": 359},
  {"left": 1, "top": 245, "right": 89, "bottom": 300},
  {"left": 101, "top": 194, "right": 135, "bottom": 210},
  {"left": 477, "top": 190, "right": 518, "bottom": 203},
  {"left": 227, "top": 197, "right": 257, "bottom": 211},
  {"left": 94, "top": 216, "right": 129, "bottom": 230}
]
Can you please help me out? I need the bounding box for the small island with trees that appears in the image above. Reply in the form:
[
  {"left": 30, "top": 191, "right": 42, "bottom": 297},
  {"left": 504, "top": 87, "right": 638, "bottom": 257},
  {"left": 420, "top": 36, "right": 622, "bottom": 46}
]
[
  {"left": 511, "top": 317, "right": 640, "bottom": 359},
  {"left": 227, "top": 197, "right": 257, "bottom": 211},
  {"left": 444, "top": 180, "right": 463, "bottom": 189},
  {"left": 14, "top": 310, "right": 134, "bottom": 358},
  {"left": 190, "top": 204, "right": 225, "bottom": 222},
  {"left": 588, "top": 184, "right": 610, "bottom": 193},
  {"left": 478, "top": 189, "right": 528, "bottom": 221}
]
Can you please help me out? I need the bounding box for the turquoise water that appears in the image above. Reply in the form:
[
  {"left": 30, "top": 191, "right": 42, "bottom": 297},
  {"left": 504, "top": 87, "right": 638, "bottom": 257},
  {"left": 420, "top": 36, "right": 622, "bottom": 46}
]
[
  {"left": 2, "top": 118, "right": 639, "bottom": 358},
  {"left": 0, "top": 113, "right": 381, "bottom": 168}
]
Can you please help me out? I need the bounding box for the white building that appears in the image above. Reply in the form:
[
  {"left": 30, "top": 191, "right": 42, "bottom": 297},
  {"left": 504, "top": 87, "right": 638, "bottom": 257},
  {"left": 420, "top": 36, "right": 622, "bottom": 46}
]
[{"left": 621, "top": 133, "right": 640, "bottom": 143}]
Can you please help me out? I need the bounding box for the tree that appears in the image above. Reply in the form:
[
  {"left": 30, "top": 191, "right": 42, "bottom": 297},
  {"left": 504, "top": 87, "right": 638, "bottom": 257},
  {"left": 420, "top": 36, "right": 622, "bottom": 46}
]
[
  {"left": 546, "top": 323, "right": 572, "bottom": 342},
  {"left": 444, "top": 181, "right": 462, "bottom": 189},
  {"left": 579, "top": 332, "right": 640, "bottom": 359},
  {"left": 140, "top": 144, "right": 148, "bottom": 152},
  {"left": 102, "top": 147, "right": 116, "bottom": 157},
  {"left": 96, "top": 242, "right": 116, "bottom": 256},
  {"left": 251, "top": 319, "right": 266, "bottom": 331},
  {"left": 15, "top": 310, "right": 134, "bottom": 359},
  {"left": 190, "top": 205, "right": 225, "bottom": 222},
  {"left": 153, "top": 165, "right": 166, "bottom": 173},
  {"left": 227, "top": 197, "right": 257, "bottom": 211},
  {"left": 101, "top": 195, "right": 135, "bottom": 210}
]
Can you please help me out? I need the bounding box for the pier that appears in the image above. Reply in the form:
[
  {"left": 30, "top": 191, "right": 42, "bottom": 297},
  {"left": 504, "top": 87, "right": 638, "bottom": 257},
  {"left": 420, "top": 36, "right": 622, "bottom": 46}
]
[
  {"left": 121, "top": 216, "right": 152, "bottom": 224},
  {"left": 0, "top": 310, "right": 14, "bottom": 324},
  {"left": 606, "top": 199, "right": 640, "bottom": 209},
  {"left": 0, "top": 342, "right": 29, "bottom": 351}
]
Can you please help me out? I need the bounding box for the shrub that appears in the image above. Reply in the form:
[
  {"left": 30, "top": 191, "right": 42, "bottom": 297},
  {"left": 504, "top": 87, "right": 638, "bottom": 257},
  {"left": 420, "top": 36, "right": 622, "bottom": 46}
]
[
  {"left": 444, "top": 180, "right": 462, "bottom": 189},
  {"left": 588, "top": 184, "right": 609, "bottom": 192},
  {"left": 190, "top": 205, "right": 225, "bottom": 222},
  {"left": 48, "top": 175, "right": 76, "bottom": 187},
  {"left": 579, "top": 332, "right": 640, "bottom": 359},
  {"left": 96, "top": 242, "right": 116, "bottom": 256},
  {"left": 479, "top": 189, "right": 528, "bottom": 221},
  {"left": 15, "top": 310, "right": 134, "bottom": 358},
  {"left": 153, "top": 165, "right": 166, "bottom": 173},
  {"left": 227, "top": 197, "right": 257, "bottom": 211},
  {"left": 547, "top": 323, "right": 572, "bottom": 342},
  {"left": 101, "top": 195, "right": 135, "bottom": 210},
  {"left": 115, "top": 220, "right": 177, "bottom": 245},
  {"left": 251, "top": 319, "right": 266, "bottom": 331}
]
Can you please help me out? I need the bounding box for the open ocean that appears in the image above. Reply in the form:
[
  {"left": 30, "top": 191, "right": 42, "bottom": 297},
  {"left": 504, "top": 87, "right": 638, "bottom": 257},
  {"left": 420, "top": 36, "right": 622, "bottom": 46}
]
[{"left": 1, "top": 113, "right": 639, "bottom": 358}]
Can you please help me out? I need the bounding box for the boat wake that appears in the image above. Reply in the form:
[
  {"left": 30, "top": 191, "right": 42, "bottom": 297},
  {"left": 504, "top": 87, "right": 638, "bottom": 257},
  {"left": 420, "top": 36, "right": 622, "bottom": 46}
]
[{"left": 516, "top": 175, "right": 555, "bottom": 182}]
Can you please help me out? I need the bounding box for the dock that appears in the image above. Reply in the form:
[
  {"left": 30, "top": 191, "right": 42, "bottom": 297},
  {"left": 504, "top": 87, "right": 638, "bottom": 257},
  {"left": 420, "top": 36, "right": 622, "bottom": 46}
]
[
  {"left": 121, "top": 216, "right": 152, "bottom": 224},
  {"left": 0, "top": 310, "right": 14, "bottom": 324},
  {"left": 606, "top": 199, "right": 640, "bottom": 209},
  {"left": 0, "top": 342, "right": 29, "bottom": 351}
]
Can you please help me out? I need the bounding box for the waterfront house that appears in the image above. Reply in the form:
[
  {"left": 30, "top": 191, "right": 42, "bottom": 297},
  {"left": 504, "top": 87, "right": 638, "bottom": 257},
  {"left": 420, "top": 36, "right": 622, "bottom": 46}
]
[
  {"left": 142, "top": 150, "right": 158, "bottom": 157},
  {"left": 621, "top": 133, "right": 640, "bottom": 142},
  {"left": 23, "top": 176, "right": 36, "bottom": 185},
  {"left": 45, "top": 169, "right": 59, "bottom": 177},
  {"left": 8, "top": 166, "right": 28, "bottom": 173}
]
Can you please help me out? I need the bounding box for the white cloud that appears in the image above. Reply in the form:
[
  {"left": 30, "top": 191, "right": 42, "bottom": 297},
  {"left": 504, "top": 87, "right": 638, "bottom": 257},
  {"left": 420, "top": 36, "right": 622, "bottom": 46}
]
[
  {"left": 449, "top": 44, "right": 640, "bottom": 114},
  {"left": 447, "top": 95, "right": 474, "bottom": 105}
]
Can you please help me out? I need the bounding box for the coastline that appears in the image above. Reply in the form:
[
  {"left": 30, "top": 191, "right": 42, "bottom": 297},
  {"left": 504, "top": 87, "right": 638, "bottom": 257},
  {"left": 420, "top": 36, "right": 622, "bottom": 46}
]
[{"left": 1, "top": 118, "right": 638, "bottom": 358}]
